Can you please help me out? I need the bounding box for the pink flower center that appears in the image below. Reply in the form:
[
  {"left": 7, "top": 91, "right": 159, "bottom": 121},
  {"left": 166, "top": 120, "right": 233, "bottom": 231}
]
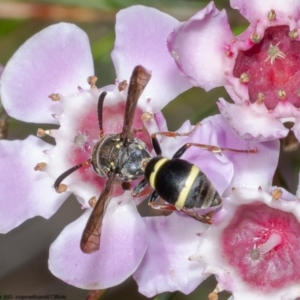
[
  {"left": 233, "top": 26, "right": 300, "bottom": 110},
  {"left": 221, "top": 202, "right": 300, "bottom": 291}
]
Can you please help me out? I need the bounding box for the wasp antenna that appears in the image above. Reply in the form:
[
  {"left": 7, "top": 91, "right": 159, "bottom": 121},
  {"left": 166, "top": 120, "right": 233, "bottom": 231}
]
[
  {"left": 97, "top": 91, "right": 107, "bottom": 137},
  {"left": 54, "top": 159, "right": 91, "bottom": 190}
]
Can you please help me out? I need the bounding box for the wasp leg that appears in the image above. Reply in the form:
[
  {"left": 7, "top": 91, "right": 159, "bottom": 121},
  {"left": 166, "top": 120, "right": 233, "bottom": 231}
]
[
  {"left": 172, "top": 142, "right": 257, "bottom": 159},
  {"left": 151, "top": 122, "right": 201, "bottom": 139},
  {"left": 150, "top": 124, "right": 201, "bottom": 156},
  {"left": 180, "top": 209, "right": 213, "bottom": 225},
  {"left": 148, "top": 190, "right": 214, "bottom": 225},
  {"left": 148, "top": 192, "right": 177, "bottom": 212},
  {"left": 150, "top": 124, "right": 257, "bottom": 159},
  {"left": 149, "top": 202, "right": 178, "bottom": 212},
  {"left": 149, "top": 196, "right": 213, "bottom": 224},
  {"left": 132, "top": 178, "right": 153, "bottom": 197}
]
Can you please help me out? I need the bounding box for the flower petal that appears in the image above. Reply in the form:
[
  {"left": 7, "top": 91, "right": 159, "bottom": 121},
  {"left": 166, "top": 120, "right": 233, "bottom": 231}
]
[
  {"left": 230, "top": 0, "right": 300, "bottom": 22},
  {"left": 0, "top": 136, "right": 67, "bottom": 233},
  {"left": 1, "top": 23, "right": 94, "bottom": 124},
  {"left": 49, "top": 192, "right": 147, "bottom": 289},
  {"left": 199, "top": 114, "right": 280, "bottom": 190},
  {"left": 218, "top": 99, "right": 289, "bottom": 141},
  {"left": 167, "top": 2, "right": 233, "bottom": 90},
  {"left": 111, "top": 5, "right": 192, "bottom": 112},
  {"left": 171, "top": 118, "right": 234, "bottom": 195},
  {"left": 230, "top": 138, "right": 279, "bottom": 190},
  {"left": 133, "top": 213, "right": 209, "bottom": 297}
]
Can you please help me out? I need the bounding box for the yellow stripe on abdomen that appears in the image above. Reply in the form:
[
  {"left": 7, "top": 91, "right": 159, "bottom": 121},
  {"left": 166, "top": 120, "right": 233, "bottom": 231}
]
[
  {"left": 175, "top": 165, "right": 200, "bottom": 208},
  {"left": 149, "top": 158, "right": 168, "bottom": 189}
]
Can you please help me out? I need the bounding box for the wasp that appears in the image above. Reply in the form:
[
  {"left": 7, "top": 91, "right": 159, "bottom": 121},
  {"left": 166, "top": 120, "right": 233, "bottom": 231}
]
[
  {"left": 54, "top": 65, "right": 152, "bottom": 253},
  {"left": 132, "top": 130, "right": 257, "bottom": 224}
]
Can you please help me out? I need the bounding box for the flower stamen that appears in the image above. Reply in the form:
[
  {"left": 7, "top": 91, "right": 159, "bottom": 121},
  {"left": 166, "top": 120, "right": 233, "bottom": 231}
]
[
  {"left": 141, "top": 112, "right": 153, "bottom": 121},
  {"left": 268, "top": 9, "right": 276, "bottom": 21},
  {"left": 277, "top": 89, "right": 286, "bottom": 100},
  {"left": 289, "top": 28, "right": 298, "bottom": 40},
  {"left": 257, "top": 92, "right": 265, "bottom": 104},
  {"left": 34, "top": 162, "right": 47, "bottom": 171},
  {"left": 87, "top": 75, "right": 98, "bottom": 89},
  {"left": 240, "top": 72, "right": 250, "bottom": 83},
  {"left": 118, "top": 80, "right": 127, "bottom": 92},
  {"left": 271, "top": 188, "right": 283, "bottom": 200},
  {"left": 49, "top": 93, "right": 60, "bottom": 101},
  {"left": 37, "top": 128, "right": 53, "bottom": 137},
  {"left": 264, "top": 42, "right": 286, "bottom": 65},
  {"left": 250, "top": 32, "right": 261, "bottom": 43},
  {"left": 88, "top": 196, "right": 97, "bottom": 208},
  {"left": 56, "top": 183, "right": 68, "bottom": 193}
]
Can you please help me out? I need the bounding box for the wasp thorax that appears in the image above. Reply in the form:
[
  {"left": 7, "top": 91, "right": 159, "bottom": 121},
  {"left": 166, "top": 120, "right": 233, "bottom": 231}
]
[{"left": 91, "top": 133, "right": 151, "bottom": 180}]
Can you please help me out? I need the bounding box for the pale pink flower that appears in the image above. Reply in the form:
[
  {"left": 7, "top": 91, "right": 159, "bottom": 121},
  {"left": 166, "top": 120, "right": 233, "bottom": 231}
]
[
  {"left": 196, "top": 184, "right": 300, "bottom": 300},
  {"left": 0, "top": 5, "right": 191, "bottom": 289},
  {"left": 168, "top": 0, "right": 300, "bottom": 141}
]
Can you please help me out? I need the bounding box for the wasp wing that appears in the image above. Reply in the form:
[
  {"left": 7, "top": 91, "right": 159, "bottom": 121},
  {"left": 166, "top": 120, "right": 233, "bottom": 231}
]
[
  {"left": 80, "top": 173, "right": 116, "bottom": 253},
  {"left": 121, "top": 65, "right": 151, "bottom": 142}
]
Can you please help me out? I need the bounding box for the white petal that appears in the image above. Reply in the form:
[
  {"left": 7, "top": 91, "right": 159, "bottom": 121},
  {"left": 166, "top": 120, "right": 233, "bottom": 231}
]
[
  {"left": 0, "top": 136, "right": 67, "bottom": 233},
  {"left": 49, "top": 192, "right": 148, "bottom": 289},
  {"left": 1, "top": 23, "right": 94, "bottom": 124},
  {"left": 133, "top": 213, "right": 209, "bottom": 296}
]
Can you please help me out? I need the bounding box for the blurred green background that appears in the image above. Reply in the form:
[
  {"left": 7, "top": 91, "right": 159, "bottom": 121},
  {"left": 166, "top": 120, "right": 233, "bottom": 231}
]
[{"left": 0, "top": 1, "right": 299, "bottom": 300}]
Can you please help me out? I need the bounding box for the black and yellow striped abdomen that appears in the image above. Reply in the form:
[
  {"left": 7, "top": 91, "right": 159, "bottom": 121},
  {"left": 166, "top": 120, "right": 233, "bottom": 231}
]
[{"left": 145, "top": 157, "right": 221, "bottom": 209}]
